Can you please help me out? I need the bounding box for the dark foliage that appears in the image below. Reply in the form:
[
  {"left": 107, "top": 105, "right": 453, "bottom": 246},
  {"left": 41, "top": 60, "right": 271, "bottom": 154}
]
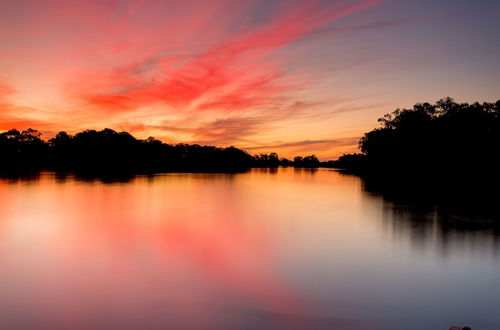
[
  {"left": 0, "top": 128, "right": 322, "bottom": 174},
  {"left": 329, "top": 153, "right": 367, "bottom": 170},
  {"left": 0, "top": 128, "right": 253, "bottom": 173},
  {"left": 251, "top": 153, "right": 321, "bottom": 168},
  {"left": 252, "top": 152, "right": 280, "bottom": 167},
  {"left": 0, "top": 129, "right": 48, "bottom": 169},
  {"left": 292, "top": 155, "right": 321, "bottom": 168},
  {"left": 333, "top": 97, "right": 500, "bottom": 178}
]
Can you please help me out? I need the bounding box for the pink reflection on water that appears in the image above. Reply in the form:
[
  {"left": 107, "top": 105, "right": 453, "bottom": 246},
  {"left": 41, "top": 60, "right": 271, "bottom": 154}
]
[{"left": 0, "top": 172, "right": 309, "bottom": 330}]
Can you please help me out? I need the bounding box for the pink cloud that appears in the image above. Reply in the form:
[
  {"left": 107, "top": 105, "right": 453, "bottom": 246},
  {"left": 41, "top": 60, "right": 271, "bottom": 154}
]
[
  {"left": 65, "top": 0, "right": 381, "bottom": 114},
  {"left": 0, "top": 0, "right": 384, "bottom": 157}
]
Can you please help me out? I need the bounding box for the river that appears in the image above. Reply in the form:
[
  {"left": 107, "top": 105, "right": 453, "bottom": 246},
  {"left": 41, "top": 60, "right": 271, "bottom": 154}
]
[{"left": 0, "top": 168, "right": 498, "bottom": 330}]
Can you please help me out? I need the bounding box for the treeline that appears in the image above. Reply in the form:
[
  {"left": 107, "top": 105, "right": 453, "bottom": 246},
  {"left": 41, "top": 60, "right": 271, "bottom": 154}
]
[
  {"left": 252, "top": 153, "right": 321, "bottom": 168},
  {"left": 333, "top": 97, "right": 500, "bottom": 178},
  {"left": 0, "top": 128, "right": 321, "bottom": 173}
]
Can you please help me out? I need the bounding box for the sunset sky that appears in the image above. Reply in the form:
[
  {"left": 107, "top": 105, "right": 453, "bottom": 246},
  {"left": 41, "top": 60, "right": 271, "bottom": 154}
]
[{"left": 1, "top": 0, "right": 499, "bottom": 159}]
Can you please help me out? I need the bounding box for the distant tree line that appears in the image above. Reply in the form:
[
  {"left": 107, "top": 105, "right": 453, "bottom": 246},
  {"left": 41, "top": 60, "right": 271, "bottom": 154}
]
[
  {"left": 252, "top": 152, "right": 321, "bottom": 168},
  {"left": 0, "top": 128, "right": 321, "bottom": 173},
  {"left": 333, "top": 97, "right": 500, "bottom": 177}
]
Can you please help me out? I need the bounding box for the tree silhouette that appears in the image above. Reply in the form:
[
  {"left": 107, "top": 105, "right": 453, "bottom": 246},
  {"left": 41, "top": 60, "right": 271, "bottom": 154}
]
[
  {"left": 334, "top": 97, "right": 500, "bottom": 178},
  {"left": 0, "top": 128, "right": 322, "bottom": 173},
  {"left": 0, "top": 128, "right": 47, "bottom": 170}
]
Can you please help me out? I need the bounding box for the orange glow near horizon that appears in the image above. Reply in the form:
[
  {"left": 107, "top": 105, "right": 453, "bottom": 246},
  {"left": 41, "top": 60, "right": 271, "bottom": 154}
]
[{"left": 1, "top": 0, "right": 499, "bottom": 159}]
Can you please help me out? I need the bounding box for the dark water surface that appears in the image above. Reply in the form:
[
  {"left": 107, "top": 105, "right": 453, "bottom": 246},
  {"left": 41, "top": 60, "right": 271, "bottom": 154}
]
[{"left": 0, "top": 168, "right": 499, "bottom": 330}]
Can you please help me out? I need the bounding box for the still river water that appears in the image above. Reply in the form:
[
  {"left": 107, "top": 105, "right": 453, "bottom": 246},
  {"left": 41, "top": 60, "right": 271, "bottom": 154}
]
[{"left": 0, "top": 168, "right": 499, "bottom": 330}]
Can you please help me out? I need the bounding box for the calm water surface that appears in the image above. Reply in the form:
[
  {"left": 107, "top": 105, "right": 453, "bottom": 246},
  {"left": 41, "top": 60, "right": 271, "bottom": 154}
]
[{"left": 0, "top": 168, "right": 499, "bottom": 330}]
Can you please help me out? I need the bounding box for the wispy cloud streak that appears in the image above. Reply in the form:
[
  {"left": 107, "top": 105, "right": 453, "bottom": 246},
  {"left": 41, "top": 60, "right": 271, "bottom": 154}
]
[
  {"left": 69, "top": 0, "right": 381, "bottom": 114},
  {"left": 0, "top": 0, "right": 385, "bottom": 157}
]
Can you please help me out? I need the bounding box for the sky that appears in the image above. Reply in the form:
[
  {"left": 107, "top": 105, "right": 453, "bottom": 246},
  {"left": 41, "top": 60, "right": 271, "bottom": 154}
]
[{"left": 0, "top": 0, "right": 499, "bottom": 159}]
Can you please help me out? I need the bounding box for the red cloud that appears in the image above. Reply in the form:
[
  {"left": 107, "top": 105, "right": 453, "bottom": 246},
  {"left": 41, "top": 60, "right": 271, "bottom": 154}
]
[
  {"left": 68, "top": 0, "right": 381, "bottom": 114},
  {"left": 1, "top": 0, "right": 384, "bottom": 156}
]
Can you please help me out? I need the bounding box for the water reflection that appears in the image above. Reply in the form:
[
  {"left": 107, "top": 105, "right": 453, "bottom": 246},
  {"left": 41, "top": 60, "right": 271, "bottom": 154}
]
[
  {"left": 358, "top": 173, "right": 500, "bottom": 258},
  {"left": 0, "top": 169, "right": 499, "bottom": 330},
  {"left": 0, "top": 171, "right": 325, "bottom": 330},
  {"left": 0, "top": 171, "right": 42, "bottom": 183},
  {"left": 0, "top": 170, "right": 252, "bottom": 185}
]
